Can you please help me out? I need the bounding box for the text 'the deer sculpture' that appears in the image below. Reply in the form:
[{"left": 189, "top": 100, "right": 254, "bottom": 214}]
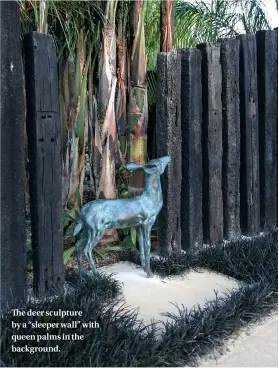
[{"left": 74, "top": 156, "right": 171, "bottom": 278}]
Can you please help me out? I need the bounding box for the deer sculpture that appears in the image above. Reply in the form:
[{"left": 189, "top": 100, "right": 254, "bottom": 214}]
[{"left": 73, "top": 156, "right": 171, "bottom": 278}]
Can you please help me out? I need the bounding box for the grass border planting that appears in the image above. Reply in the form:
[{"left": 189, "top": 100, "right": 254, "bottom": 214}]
[{"left": 1, "top": 231, "right": 277, "bottom": 367}]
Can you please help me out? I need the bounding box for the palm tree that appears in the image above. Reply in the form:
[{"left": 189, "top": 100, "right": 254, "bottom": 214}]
[
  {"left": 19, "top": 0, "right": 272, "bottom": 246},
  {"left": 174, "top": 0, "right": 271, "bottom": 48},
  {"left": 160, "top": 0, "right": 175, "bottom": 52},
  {"left": 96, "top": 0, "right": 118, "bottom": 202},
  {"left": 116, "top": 0, "right": 129, "bottom": 162},
  {"left": 128, "top": 0, "right": 148, "bottom": 196}
]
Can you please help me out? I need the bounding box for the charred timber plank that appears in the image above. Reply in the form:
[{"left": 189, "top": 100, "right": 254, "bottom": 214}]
[
  {"left": 238, "top": 34, "right": 260, "bottom": 235},
  {"left": 156, "top": 52, "right": 182, "bottom": 253},
  {"left": 179, "top": 48, "right": 203, "bottom": 250},
  {"left": 198, "top": 42, "right": 223, "bottom": 245},
  {"left": 256, "top": 29, "right": 278, "bottom": 230},
  {"left": 219, "top": 38, "right": 241, "bottom": 240},
  {"left": 24, "top": 32, "right": 64, "bottom": 296},
  {"left": 0, "top": 0, "right": 27, "bottom": 307}
]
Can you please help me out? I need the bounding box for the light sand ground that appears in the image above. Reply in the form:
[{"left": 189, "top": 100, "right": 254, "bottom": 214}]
[
  {"left": 198, "top": 313, "right": 278, "bottom": 367},
  {"left": 101, "top": 261, "right": 278, "bottom": 368},
  {"left": 100, "top": 262, "right": 240, "bottom": 325}
]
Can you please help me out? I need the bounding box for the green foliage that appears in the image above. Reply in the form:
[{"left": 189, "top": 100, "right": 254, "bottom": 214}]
[
  {"left": 144, "top": 0, "right": 161, "bottom": 71},
  {"left": 115, "top": 165, "right": 138, "bottom": 249},
  {"left": 116, "top": 164, "right": 130, "bottom": 198},
  {"left": 121, "top": 228, "right": 137, "bottom": 249},
  {"left": 75, "top": 186, "right": 82, "bottom": 212},
  {"left": 62, "top": 187, "right": 83, "bottom": 265},
  {"left": 63, "top": 246, "right": 76, "bottom": 265},
  {"left": 147, "top": 70, "right": 157, "bottom": 113},
  {"left": 174, "top": 0, "right": 271, "bottom": 48}
]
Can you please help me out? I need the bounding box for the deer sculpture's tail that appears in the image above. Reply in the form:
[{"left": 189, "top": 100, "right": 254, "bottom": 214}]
[{"left": 74, "top": 219, "right": 83, "bottom": 236}]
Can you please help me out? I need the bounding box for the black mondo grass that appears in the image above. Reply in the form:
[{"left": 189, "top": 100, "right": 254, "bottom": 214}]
[
  {"left": 65, "top": 269, "right": 123, "bottom": 300},
  {"left": 159, "top": 280, "right": 277, "bottom": 367},
  {"left": 1, "top": 231, "right": 277, "bottom": 367}
]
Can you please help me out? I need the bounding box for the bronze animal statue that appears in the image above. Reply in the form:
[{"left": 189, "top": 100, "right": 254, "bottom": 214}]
[{"left": 74, "top": 156, "right": 171, "bottom": 278}]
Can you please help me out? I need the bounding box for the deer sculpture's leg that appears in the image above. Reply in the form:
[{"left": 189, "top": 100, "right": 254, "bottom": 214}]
[
  {"left": 76, "top": 227, "right": 89, "bottom": 279},
  {"left": 84, "top": 227, "right": 105, "bottom": 276},
  {"left": 143, "top": 222, "right": 153, "bottom": 278},
  {"left": 137, "top": 226, "right": 145, "bottom": 271}
]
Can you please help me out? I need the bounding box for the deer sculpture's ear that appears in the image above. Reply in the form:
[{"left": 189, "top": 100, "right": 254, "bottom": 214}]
[
  {"left": 126, "top": 163, "right": 144, "bottom": 172},
  {"left": 159, "top": 156, "right": 171, "bottom": 165}
]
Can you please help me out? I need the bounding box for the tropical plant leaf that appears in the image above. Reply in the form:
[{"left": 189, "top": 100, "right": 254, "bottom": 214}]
[
  {"left": 123, "top": 235, "right": 137, "bottom": 248},
  {"left": 75, "top": 186, "right": 82, "bottom": 210},
  {"left": 131, "top": 228, "right": 137, "bottom": 245},
  {"left": 26, "top": 240, "right": 32, "bottom": 252},
  {"left": 63, "top": 246, "right": 76, "bottom": 265},
  {"left": 100, "top": 246, "right": 123, "bottom": 252},
  {"left": 147, "top": 70, "right": 157, "bottom": 112},
  {"left": 174, "top": 0, "right": 271, "bottom": 49},
  {"left": 144, "top": 0, "right": 161, "bottom": 71},
  {"left": 62, "top": 209, "right": 70, "bottom": 229},
  {"left": 94, "top": 248, "right": 106, "bottom": 260},
  {"left": 75, "top": 209, "right": 81, "bottom": 222}
]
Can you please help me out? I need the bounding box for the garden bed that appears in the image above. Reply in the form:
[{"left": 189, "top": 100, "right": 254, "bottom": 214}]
[{"left": 2, "top": 230, "right": 277, "bottom": 367}]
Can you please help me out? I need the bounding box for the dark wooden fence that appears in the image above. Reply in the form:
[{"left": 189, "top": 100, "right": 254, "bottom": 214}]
[
  {"left": 157, "top": 29, "right": 278, "bottom": 251},
  {"left": 0, "top": 3, "right": 277, "bottom": 307},
  {"left": 24, "top": 32, "right": 64, "bottom": 296},
  {"left": 1, "top": 3, "right": 64, "bottom": 306},
  {"left": 1, "top": 1, "right": 27, "bottom": 308}
]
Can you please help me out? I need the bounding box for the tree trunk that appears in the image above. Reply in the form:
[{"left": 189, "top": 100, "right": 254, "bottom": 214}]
[
  {"left": 67, "top": 31, "right": 88, "bottom": 208},
  {"left": 128, "top": 0, "right": 148, "bottom": 196},
  {"left": 160, "top": 0, "right": 174, "bottom": 52},
  {"left": 116, "top": 0, "right": 128, "bottom": 166},
  {"left": 96, "top": 0, "right": 119, "bottom": 243}
]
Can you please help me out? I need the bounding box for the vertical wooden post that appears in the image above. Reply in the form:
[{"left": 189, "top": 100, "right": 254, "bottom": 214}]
[
  {"left": 156, "top": 52, "right": 182, "bottom": 253},
  {"left": 24, "top": 32, "right": 64, "bottom": 296},
  {"left": 257, "top": 30, "right": 278, "bottom": 230},
  {"left": 198, "top": 42, "right": 223, "bottom": 245},
  {"left": 238, "top": 35, "right": 260, "bottom": 235},
  {"left": 219, "top": 38, "right": 241, "bottom": 240},
  {"left": 179, "top": 49, "right": 203, "bottom": 250},
  {"left": 0, "top": 0, "right": 27, "bottom": 307}
]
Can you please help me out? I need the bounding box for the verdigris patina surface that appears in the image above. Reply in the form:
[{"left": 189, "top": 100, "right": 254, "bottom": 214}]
[{"left": 74, "top": 156, "right": 171, "bottom": 278}]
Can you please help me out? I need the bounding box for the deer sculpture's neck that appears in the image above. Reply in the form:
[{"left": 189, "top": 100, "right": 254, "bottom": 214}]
[{"left": 142, "top": 173, "right": 162, "bottom": 206}]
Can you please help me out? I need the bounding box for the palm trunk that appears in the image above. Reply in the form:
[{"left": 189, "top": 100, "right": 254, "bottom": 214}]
[
  {"left": 60, "top": 51, "right": 72, "bottom": 207},
  {"left": 160, "top": 0, "right": 174, "bottom": 52},
  {"left": 63, "top": 31, "right": 93, "bottom": 209},
  {"left": 116, "top": 0, "right": 128, "bottom": 166},
  {"left": 96, "top": 0, "right": 118, "bottom": 199},
  {"left": 128, "top": 0, "right": 148, "bottom": 196},
  {"left": 88, "top": 53, "right": 97, "bottom": 198},
  {"left": 96, "top": 0, "right": 119, "bottom": 243}
]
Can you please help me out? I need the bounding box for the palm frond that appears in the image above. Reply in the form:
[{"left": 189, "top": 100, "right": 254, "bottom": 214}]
[
  {"left": 147, "top": 70, "right": 157, "bottom": 112},
  {"left": 144, "top": 0, "right": 161, "bottom": 71},
  {"left": 174, "top": 0, "right": 271, "bottom": 49}
]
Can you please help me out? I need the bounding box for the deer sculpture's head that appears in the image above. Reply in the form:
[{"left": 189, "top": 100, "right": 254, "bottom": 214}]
[{"left": 126, "top": 156, "right": 171, "bottom": 175}]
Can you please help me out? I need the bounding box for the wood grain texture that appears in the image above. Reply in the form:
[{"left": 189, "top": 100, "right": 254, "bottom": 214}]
[
  {"left": 219, "top": 38, "right": 241, "bottom": 240},
  {"left": 0, "top": 0, "right": 27, "bottom": 307},
  {"left": 257, "top": 29, "right": 278, "bottom": 230},
  {"left": 24, "top": 32, "right": 64, "bottom": 296},
  {"left": 179, "top": 48, "right": 203, "bottom": 250},
  {"left": 238, "top": 34, "right": 260, "bottom": 235},
  {"left": 156, "top": 52, "right": 182, "bottom": 253},
  {"left": 198, "top": 42, "right": 223, "bottom": 245}
]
